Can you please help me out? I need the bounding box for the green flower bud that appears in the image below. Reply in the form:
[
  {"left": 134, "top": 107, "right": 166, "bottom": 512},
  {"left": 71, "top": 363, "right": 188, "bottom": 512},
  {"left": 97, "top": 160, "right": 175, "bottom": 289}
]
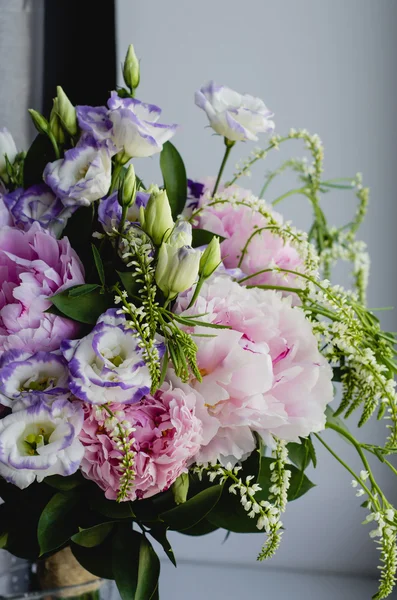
[
  {"left": 49, "top": 98, "right": 66, "bottom": 145},
  {"left": 56, "top": 86, "right": 78, "bottom": 136},
  {"left": 123, "top": 44, "right": 140, "bottom": 92},
  {"left": 172, "top": 473, "right": 190, "bottom": 505},
  {"left": 156, "top": 242, "right": 201, "bottom": 300},
  {"left": 120, "top": 164, "right": 137, "bottom": 207},
  {"left": 28, "top": 109, "right": 49, "bottom": 135},
  {"left": 199, "top": 236, "right": 221, "bottom": 278},
  {"left": 142, "top": 188, "right": 174, "bottom": 245}
]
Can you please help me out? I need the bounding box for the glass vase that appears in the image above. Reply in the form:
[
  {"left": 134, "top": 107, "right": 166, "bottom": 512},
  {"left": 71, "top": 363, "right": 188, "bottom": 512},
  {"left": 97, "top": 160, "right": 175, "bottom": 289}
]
[{"left": 0, "top": 550, "right": 119, "bottom": 600}]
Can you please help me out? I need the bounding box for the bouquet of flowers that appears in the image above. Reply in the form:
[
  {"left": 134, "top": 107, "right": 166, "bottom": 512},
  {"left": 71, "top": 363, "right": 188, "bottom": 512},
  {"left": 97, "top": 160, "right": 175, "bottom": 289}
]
[{"left": 0, "top": 43, "right": 395, "bottom": 600}]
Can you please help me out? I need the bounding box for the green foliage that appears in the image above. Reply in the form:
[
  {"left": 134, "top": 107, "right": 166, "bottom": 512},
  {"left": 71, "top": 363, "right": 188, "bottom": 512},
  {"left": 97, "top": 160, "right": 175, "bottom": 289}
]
[
  {"left": 23, "top": 134, "right": 56, "bottom": 188},
  {"left": 37, "top": 490, "right": 80, "bottom": 555},
  {"left": 112, "top": 526, "right": 160, "bottom": 600},
  {"left": 160, "top": 484, "right": 223, "bottom": 531},
  {"left": 72, "top": 522, "right": 114, "bottom": 548},
  {"left": 160, "top": 141, "right": 187, "bottom": 219},
  {"left": 191, "top": 228, "right": 225, "bottom": 248},
  {"left": 92, "top": 244, "right": 106, "bottom": 286},
  {"left": 50, "top": 285, "right": 112, "bottom": 324}
]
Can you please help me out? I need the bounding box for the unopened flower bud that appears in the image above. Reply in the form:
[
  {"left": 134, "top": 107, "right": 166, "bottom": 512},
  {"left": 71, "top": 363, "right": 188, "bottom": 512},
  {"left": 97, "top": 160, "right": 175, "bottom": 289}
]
[
  {"left": 172, "top": 472, "right": 189, "bottom": 505},
  {"left": 56, "top": 86, "right": 78, "bottom": 136},
  {"left": 199, "top": 236, "right": 221, "bottom": 278},
  {"left": 0, "top": 128, "right": 17, "bottom": 181},
  {"left": 49, "top": 98, "right": 66, "bottom": 145},
  {"left": 168, "top": 220, "right": 193, "bottom": 248},
  {"left": 142, "top": 187, "right": 174, "bottom": 245},
  {"left": 120, "top": 164, "right": 137, "bottom": 207},
  {"left": 123, "top": 44, "right": 140, "bottom": 92},
  {"left": 28, "top": 109, "right": 49, "bottom": 135},
  {"left": 156, "top": 242, "right": 201, "bottom": 300}
]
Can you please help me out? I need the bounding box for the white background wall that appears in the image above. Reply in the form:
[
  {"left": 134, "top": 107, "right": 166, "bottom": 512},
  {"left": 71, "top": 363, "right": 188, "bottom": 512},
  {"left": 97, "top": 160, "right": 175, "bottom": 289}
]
[{"left": 116, "top": 1, "right": 397, "bottom": 598}]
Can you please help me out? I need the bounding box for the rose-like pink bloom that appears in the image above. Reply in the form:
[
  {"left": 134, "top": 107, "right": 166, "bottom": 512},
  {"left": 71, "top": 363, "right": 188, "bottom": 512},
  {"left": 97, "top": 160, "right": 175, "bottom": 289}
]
[
  {"left": 186, "top": 179, "right": 304, "bottom": 291},
  {"left": 174, "top": 274, "right": 333, "bottom": 465},
  {"left": 79, "top": 382, "right": 203, "bottom": 501},
  {"left": 0, "top": 223, "right": 84, "bottom": 353}
]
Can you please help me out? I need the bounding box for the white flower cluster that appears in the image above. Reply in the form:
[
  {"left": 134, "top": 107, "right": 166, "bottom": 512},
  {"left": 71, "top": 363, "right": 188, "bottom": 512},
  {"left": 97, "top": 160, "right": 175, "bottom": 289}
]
[
  {"left": 194, "top": 440, "right": 290, "bottom": 562},
  {"left": 304, "top": 278, "right": 397, "bottom": 446},
  {"left": 98, "top": 405, "right": 137, "bottom": 502}
]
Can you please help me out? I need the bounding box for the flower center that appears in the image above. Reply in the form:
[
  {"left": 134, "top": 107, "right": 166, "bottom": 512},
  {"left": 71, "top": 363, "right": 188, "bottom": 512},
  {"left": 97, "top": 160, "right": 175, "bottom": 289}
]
[
  {"left": 23, "top": 425, "right": 54, "bottom": 456},
  {"left": 21, "top": 376, "right": 55, "bottom": 393}
]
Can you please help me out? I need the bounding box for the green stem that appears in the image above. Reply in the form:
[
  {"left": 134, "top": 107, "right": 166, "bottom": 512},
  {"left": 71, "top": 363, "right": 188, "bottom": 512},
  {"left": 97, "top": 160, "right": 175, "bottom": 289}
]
[
  {"left": 313, "top": 433, "right": 377, "bottom": 504},
  {"left": 110, "top": 162, "right": 123, "bottom": 193},
  {"left": 47, "top": 130, "right": 60, "bottom": 159},
  {"left": 212, "top": 139, "right": 235, "bottom": 197},
  {"left": 272, "top": 188, "right": 312, "bottom": 206},
  {"left": 187, "top": 277, "right": 205, "bottom": 309},
  {"left": 326, "top": 422, "right": 386, "bottom": 502},
  {"left": 246, "top": 283, "right": 304, "bottom": 294}
]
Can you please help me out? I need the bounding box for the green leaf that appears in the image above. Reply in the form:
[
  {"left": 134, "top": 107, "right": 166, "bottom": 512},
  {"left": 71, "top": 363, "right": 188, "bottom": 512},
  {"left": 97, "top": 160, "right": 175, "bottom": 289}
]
[
  {"left": 72, "top": 522, "right": 114, "bottom": 548},
  {"left": 113, "top": 526, "right": 140, "bottom": 600},
  {"left": 38, "top": 491, "right": 79, "bottom": 555},
  {"left": 113, "top": 527, "right": 160, "bottom": 600},
  {"left": 50, "top": 285, "right": 112, "bottom": 324},
  {"left": 67, "top": 283, "right": 101, "bottom": 298},
  {"left": 23, "top": 134, "right": 56, "bottom": 188},
  {"left": 179, "top": 519, "right": 219, "bottom": 536},
  {"left": 136, "top": 536, "right": 160, "bottom": 600},
  {"left": 148, "top": 525, "right": 176, "bottom": 567},
  {"left": 160, "top": 141, "right": 187, "bottom": 219},
  {"left": 117, "top": 271, "right": 141, "bottom": 299},
  {"left": 287, "top": 440, "right": 311, "bottom": 471},
  {"left": 72, "top": 536, "right": 115, "bottom": 579},
  {"left": 160, "top": 484, "right": 223, "bottom": 531},
  {"left": 92, "top": 244, "right": 105, "bottom": 286},
  {"left": 191, "top": 229, "right": 225, "bottom": 248},
  {"left": 0, "top": 532, "right": 8, "bottom": 549},
  {"left": 44, "top": 472, "right": 85, "bottom": 491},
  {"left": 89, "top": 487, "right": 134, "bottom": 520}
]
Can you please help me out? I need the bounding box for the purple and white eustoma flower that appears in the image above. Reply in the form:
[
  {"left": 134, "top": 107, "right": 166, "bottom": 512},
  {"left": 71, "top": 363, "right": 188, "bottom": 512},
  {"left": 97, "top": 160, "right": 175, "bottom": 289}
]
[
  {"left": 0, "top": 398, "right": 84, "bottom": 489},
  {"left": 3, "top": 184, "right": 75, "bottom": 237},
  {"left": 98, "top": 190, "right": 150, "bottom": 234},
  {"left": 44, "top": 136, "right": 112, "bottom": 207},
  {"left": 195, "top": 82, "right": 275, "bottom": 142},
  {"left": 62, "top": 310, "right": 162, "bottom": 405},
  {"left": 0, "top": 350, "right": 70, "bottom": 409},
  {"left": 77, "top": 93, "right": 177, "bottom": 159},
  {"left": 0, "top": 128, "right": 17, "bottom": 181}
]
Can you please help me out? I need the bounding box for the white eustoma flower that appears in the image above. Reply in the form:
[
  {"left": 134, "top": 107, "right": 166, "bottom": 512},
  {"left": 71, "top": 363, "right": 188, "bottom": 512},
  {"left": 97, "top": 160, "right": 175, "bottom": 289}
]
[
  {"left": 195, "top": 82, "right": 275, "bottom": 142},
  {"left": 0, "top": 128, "right": 18, "bottom": 180},
  {"left": 0, "top": 350, "right": 70, "bottom": 409},
  {"left": 0, "top": 398, "right": 84, "bottom": 489},
  {"left": 44, "top": 137, "right": 112, "bottom": 207}
]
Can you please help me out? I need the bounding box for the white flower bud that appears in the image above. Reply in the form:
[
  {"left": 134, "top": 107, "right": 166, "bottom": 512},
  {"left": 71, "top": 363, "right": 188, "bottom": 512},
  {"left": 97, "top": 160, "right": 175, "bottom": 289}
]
[
  {"left": 168, "top": 220, "right": 193, "bottom": 248},
  {"left": 142, "top": 187, "right": 174, "bottom": 245},
  {"left": 156, "top": 242, "right": 201, "bottom": 300},
  {"left": 49, "top": 98, "right": 66, "bottom": 145},
  {"left": 121, "top": 164, "right": 137, "bottom": 207},
  {"left": 0, "top": 128, "right": 17, "bottom": 181},
  {"left": 123, "top": 44, "right": 140, "bottom": 91},
  {"left": 199, "top": 236, "right": 221, "bottom": 278},
  {"left": 56, "top": 86, "right": 78, "bottom": 136},
  {"left": 28, "top": 109, "right": 49, "bottom": 136}
]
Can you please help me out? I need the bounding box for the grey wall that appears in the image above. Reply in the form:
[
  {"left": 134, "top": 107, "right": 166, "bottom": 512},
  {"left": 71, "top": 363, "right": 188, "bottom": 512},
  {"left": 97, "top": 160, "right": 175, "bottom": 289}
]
[{"left": 116, "top": 0, "right": 397, "bottom": 598}]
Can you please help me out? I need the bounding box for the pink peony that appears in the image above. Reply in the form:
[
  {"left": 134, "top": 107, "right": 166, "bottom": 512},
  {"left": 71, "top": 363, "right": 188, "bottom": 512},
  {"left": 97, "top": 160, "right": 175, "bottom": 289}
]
[
  {"left": 0, "top": 223, "right": 85, "bottom": 353},
  {"left": 186, "top": 179, "right": 304, "bottom": 290},
  {"left": 79, "top": 383, "right": 203, "bottom": 501},
  {"left": 174, "top": 274, "right": 333, "bottom": 464}
]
